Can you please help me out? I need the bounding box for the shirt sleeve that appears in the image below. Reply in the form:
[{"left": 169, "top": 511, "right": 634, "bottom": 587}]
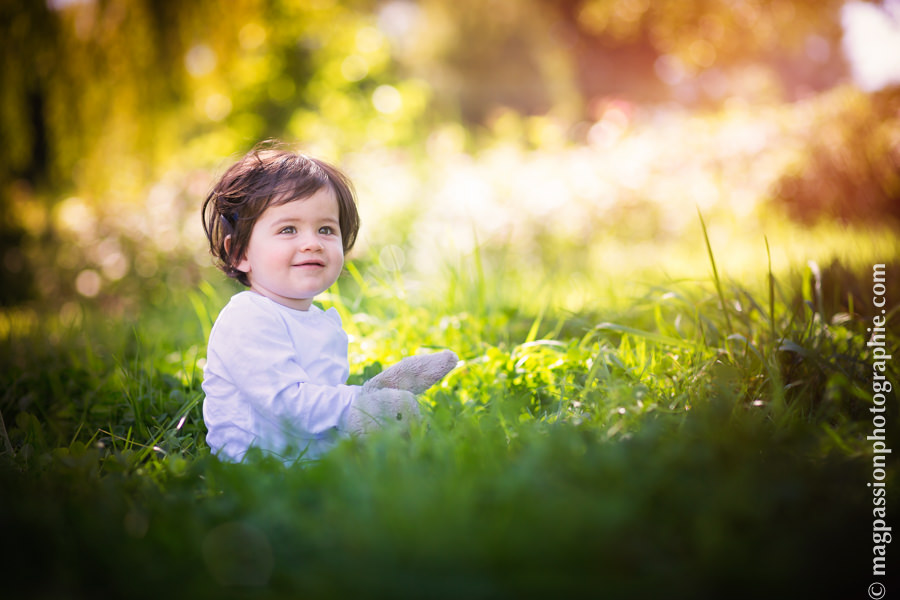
[{"left": 206, "top": 299, "right": 359, "bottom": 437}]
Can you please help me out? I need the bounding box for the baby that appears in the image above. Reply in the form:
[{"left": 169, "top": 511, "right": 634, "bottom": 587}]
[{"left": 200, "top": 145, "right": 457, "bottom": 462}]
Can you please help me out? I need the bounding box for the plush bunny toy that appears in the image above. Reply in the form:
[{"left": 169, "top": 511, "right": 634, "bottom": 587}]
[{"left": 339, "top": 350, "right": 458, "bottom": 436}]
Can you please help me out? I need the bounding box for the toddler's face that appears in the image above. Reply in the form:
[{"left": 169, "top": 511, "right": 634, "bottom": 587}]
[{"left": 236, "top": 186, "right": 344, "bottom": 310}]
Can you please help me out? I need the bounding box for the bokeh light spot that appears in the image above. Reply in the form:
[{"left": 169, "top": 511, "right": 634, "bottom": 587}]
[
  {"left": 101, "top": 252, "right": 129, "bottom": 281},
  {"left": 239, "top": 22, "right": 267, "bottom": 50},
  {"left": 204, "top": 94, "right": 232, "bottom": 121},
  {"left": 185, "top": 44, "right": 216, "bottom": 77},
  {"left": 688, "top": 39, "right": 717, "bottom": 68},
  {"left": 56, "top": 197, "right": 96, "bottom": 237},
  {"left": 372, "top": 85, "right": 403, "bottom": 114},
  {"left": 75, "top": 270, "right": 102, "bottom": 298}
]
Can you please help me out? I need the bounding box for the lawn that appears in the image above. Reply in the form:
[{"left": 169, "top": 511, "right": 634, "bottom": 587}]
[{"left": 1, "top": 223, "right": 896, "bottom": 599}]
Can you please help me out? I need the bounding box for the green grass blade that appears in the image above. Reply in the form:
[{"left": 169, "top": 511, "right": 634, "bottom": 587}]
[
  {"left": 595, "top": 322, "right": 701, "bottom": 350},
  {"left": 765, "top": 236, "right": 776, "bottom": 346},
  {"left": 697, "top": 208, "right": 733, "bottom": 335}
]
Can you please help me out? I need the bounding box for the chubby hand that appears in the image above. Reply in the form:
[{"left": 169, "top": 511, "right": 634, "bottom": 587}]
[
  {"left": 339, "top": 388, "right": 421, "bottom": 436},
  {"left": 363, "top": 350, "right": 459, "bottom": 395}
]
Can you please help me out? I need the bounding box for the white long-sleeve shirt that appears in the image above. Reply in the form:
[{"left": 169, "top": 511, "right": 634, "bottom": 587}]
[{"left": 201, "top": 291, "right": 360, "bottom": 462}]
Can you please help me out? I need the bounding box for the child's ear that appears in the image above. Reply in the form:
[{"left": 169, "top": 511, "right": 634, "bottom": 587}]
[{"left": 224, "top": 235, "right": 250, "bottom": 274}]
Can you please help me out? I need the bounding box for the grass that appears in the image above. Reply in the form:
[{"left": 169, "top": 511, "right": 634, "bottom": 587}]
[{"left": 0, "top": 230, "right": 897, "bottom": 599}]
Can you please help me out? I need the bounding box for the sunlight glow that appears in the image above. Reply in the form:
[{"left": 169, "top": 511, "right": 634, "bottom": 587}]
[
  {"left": 56, "top": 197, "right": 96, "bottom": 238},
  {"left": 842, "top": 0, "right": 900, "bottom": 91}
]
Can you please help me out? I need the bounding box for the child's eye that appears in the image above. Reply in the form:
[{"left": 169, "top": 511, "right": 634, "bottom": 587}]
[
  {"left": 279, "top": 226, "right": 297, "bottom": 235},
  {"left": 319, "top": 226, "right": 337, "bottom": 235}
]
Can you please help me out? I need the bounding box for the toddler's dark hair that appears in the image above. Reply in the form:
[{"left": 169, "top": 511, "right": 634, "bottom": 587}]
[{"left": 202, "top": 143, "right": 360, "bottom": 286}]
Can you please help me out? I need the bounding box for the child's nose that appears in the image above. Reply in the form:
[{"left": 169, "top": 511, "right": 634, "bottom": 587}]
[{"left": 298, "top": 231, "right": 324, "bottom": 251}]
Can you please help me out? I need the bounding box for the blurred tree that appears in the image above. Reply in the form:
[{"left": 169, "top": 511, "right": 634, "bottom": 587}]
[
  {"left": 1, "top": 0, "right": 235, "bottom": 304},
  {"left": 1, "top": 0, "right": 58, "bottom": 304},
  {"left": 384, "top": 0, "right": 852, "bottom": 122},
  {"left": 0, "top": 0, "right": 863, "bottom": 203},
  {"left": 0, "top": 0, "right": 413, "bottom": 201},
  {"left": 545, "top": 0, "right": 849, "bottom": 105},
  {"left": 0, "top": 0, "right": 891, "bottom": 307},
  {"left": 0, "top": 0, "right": 411, "bottom": 306},
  {"left": 383, "top": 0, "right": 579, "bottom": 123},
  {"left": 772, "top": 86, "right": 900, "bottom": 227}
]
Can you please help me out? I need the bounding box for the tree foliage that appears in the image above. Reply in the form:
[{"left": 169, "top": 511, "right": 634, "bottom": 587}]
[
  {"left": 0, "top": 0, "right": 854, "bottom": 197},
  {"left": 0, "top": 0, "right": 892, "bottom": 307}
]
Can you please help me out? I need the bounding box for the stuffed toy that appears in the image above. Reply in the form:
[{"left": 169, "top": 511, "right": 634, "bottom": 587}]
[{"left": 339, "top": 350, "right": 458, "bottom": 435}]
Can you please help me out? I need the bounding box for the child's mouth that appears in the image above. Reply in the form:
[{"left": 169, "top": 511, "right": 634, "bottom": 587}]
[{"left": 294, "top": 260, "right": 325, "bottom": 268}]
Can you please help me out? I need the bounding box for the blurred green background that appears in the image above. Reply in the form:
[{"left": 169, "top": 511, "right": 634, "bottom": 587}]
[{"left": 1, "top": 0, "right": 898, "bottom": 313}]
